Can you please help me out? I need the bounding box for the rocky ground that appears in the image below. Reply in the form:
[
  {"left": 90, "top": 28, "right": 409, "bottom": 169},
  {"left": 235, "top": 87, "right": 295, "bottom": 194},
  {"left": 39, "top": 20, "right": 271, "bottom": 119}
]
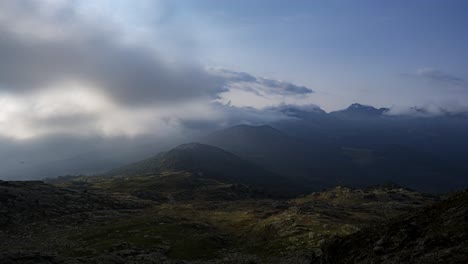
[
  {"left": 0, "top": 177, "right": 453, "bottom": 263},
  {"left": 321, "top": 189, "right": 468, "bottom": 264}
]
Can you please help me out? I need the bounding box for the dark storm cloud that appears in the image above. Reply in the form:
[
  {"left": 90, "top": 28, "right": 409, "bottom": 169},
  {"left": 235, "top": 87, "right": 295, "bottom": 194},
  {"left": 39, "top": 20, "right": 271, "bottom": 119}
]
[
  {"left": 0, "top": 1, "right": 313, "bottom": 110},
  {"left": 0, "top": 0, "right": 225, "bottom": 106}
]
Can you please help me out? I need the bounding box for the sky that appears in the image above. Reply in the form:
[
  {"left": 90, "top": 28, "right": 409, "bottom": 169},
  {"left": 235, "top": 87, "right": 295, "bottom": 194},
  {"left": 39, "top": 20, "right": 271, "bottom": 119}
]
[{"left": 0, "top": 0, "right": 467, "bottom": 178}]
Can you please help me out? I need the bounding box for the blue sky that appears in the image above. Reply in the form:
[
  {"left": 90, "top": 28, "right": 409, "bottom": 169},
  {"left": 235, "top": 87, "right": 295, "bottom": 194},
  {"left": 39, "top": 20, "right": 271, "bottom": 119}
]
[
  {"left": 79, "top": 0, "right": 468, "bottom": 81},
  {"left": 179, "top": 0, "right": 468, "bottom": 71},
  {"left": 171, "top": 0, "right": 468, "bottom": 109}
]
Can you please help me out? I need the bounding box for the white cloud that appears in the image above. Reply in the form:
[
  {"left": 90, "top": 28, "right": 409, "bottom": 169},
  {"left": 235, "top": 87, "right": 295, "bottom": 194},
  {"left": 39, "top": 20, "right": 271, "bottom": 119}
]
[
  {"left": 0, "top": 81, "right": 222, "bottom": 140},
  {"left": 211, "top": 69, "right": 314, "bottom": 108}
]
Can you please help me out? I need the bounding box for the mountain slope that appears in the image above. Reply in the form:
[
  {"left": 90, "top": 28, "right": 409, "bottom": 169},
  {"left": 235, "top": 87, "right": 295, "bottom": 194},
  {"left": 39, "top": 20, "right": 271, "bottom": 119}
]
[
  {"left": 0, "top": 180, "right": 149, "bottom": 226},
  {"left": 330, "top": 103, "right": 390, "bottom": 120},
  {"left": 270, "top": 104, "right": 468, "bottom": 192},
  {"left": 322, "top": 189, "right": 468, "bottom": 264},
  {"left": 107, "top": 143, "right": 295, "bottom": 194},
  {"left": 201, "top": 125, "right": 341, "bottom": 190},
  {"left": 201, "top": 124, "right": 464, "bottom": 193},
  {"left": 0, "top": 180, "right": 438, "bottom": 264}
]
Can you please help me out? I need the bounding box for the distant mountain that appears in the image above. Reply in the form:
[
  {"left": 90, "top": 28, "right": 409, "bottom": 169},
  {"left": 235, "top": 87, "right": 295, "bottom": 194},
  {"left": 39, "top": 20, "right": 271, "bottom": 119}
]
[
  {"left": 202, "top": 124, "right": 287, "bottom": 149},
  {"left": 200, "top": 125, "right": 301, "bottom": 165},
  {"left": 274, "top": 104, "right": 468, "bottom": 192},
  {"left": 274, "top": 104, "right": 327, "bottom": 118},
  {"left": 330, "top": 103, "right": 390, "bottom": 120},
  {"left": 322, "top": 189, "right": 468, "bottom": 264},
  {"left": 27, "top": 102, "right": 468, "bottom": 194},
  {"left": 201, "top": 124, "right": 339, "bottom": 190},
  {"left": 107, "top": 142, "right": 295, "bottom": 195},
  {"left": 201, "top": 112, "right": 468, "bottom": 193}
]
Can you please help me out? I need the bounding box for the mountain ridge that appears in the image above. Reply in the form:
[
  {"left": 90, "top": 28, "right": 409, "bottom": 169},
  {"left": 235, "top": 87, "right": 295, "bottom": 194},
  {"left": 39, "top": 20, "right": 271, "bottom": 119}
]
[{"left": 106, "top": 142, "right": 296, "bottom": 195}]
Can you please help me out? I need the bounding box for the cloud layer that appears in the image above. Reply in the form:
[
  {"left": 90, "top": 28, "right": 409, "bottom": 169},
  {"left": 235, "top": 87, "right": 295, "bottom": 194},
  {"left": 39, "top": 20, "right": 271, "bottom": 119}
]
[
  {"left": 0, "top": 0, "right": 316, "bottom": 141},
  {"left": 212, "top": 69, "right": 314, "bottom": 108}
]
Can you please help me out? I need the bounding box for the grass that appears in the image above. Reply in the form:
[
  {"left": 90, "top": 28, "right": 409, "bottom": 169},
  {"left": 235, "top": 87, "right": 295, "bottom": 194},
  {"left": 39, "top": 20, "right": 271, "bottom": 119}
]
[{"left": 42, "top": 175, "right": 437, "bottom": 261}]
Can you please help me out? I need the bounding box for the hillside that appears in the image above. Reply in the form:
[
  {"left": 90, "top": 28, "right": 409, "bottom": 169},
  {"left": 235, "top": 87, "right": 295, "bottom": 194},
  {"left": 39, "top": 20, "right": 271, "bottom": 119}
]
[
  {"left": 6, "top": 104, "right": 468, "bottom": 194},
  {"left": 199, "top": 113, "right": 468, "bottom": 193},
  {"left": 322, "top": 189, "right": 468, "bottom": 264},
  {"left": 201, "top": 125, "right": 342, "bottom": 190},
  {"left": 0, "top": 180, "right": 149, "bottom": 227},
  {"left": 0, "top": 179, "right": 440, "bottom": 263},
  {"left": 107, "top": 143, "right": 295, "bottom": 195}
]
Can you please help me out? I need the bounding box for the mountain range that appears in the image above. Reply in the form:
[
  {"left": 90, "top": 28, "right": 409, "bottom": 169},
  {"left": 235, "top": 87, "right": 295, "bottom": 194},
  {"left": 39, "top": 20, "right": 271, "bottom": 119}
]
[
  {"left": 197, "top": 104, "right": 468, "bottom": 193},
  {"left": 6, "top": 103, "right": 468, "bottom": 194},
  {"left": 1, "top": 102, "right": 468, "bottom": 262}
]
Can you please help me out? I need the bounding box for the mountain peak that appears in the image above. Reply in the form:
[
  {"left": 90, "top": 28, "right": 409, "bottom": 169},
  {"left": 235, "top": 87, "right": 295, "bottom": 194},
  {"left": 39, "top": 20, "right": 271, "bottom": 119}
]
[
  {"left": 347, "top": 103, "right": 388, "bottom": 112},
  {"left": 107, "top": 141, "right": 291, "bottom": 193},
  {"left": 173, "top": 142, "right": 212, "bottom": 151},
  {"left": 348, "top": 103, "right": 369, "bottom": 109},
  {"left": 330, "top": 103, "right": 389, "bottom": 119},
  {"left": 276, "top": 105, "right": 326, "bottom": 118},
  {"left": 349, "top": 103, "right": 365, "bottom": 108},
  {"left": 215, "top": 124, "right": 284, "bottom": 137}
]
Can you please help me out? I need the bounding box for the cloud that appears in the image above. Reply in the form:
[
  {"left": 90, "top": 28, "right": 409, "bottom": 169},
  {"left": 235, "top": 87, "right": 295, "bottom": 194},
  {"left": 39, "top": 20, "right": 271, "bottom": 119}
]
[
  {"left": 0, "top": 81, "right": 226, "bottom": 140},
  {"left": 171, "top": 103, "right": 327, "bottom": 137},
  {"left": 211, "top": 69, "right": 314, "bottom": 108},
  {"left": 0, "top": 1, "right": 226, "bottom": 106},
  {"left": 0, "top": 1, "right": 318, "bottom": 141},
  {"left": 0, "top": 101, "right": 313, "bottom": 180},
  {"left": 0, "top": 1, "right": 226, "bottom": 140},
  {"left": 415, "top": 68, "right": 466, "bottom": 87},
  {"left": 214, "top": 69, "right": 313, "bottom": 96},
  {"left": 0, "top": 1, "right": 322, "bottom": 179},
  {"left": 385, "top": 101, "right": 468, "bottom": 117}
]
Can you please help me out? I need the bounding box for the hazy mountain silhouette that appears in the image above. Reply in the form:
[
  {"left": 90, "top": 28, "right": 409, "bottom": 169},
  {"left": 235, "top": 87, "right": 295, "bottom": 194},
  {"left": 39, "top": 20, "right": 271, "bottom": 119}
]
[
  {"left": 15, "top": 103, "right": 468, "bottom": 193},
  {"left": 201, "top": 124, "right": 346, "bottom": 190},
  {"left": 107, "top": 142, "right": 296, "bottom": 194},
  {"left": 330, "top": 103, "right": 390, "bottom": 120},
  {"left": 199, "top": 104, "right": 468, "bottom": 193}
]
